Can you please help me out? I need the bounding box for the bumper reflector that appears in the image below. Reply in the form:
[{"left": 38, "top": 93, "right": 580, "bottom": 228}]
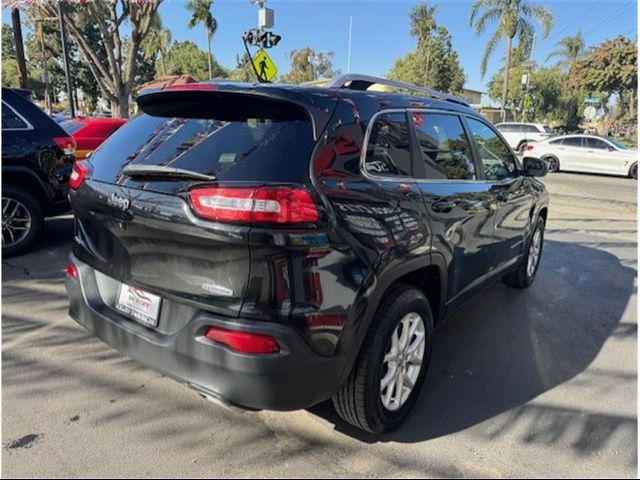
[{"left": 204, "top": 326, "right": 281, "bottom": 354}]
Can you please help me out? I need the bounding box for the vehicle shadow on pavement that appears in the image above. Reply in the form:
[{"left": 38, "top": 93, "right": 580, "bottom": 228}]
[{"left": 310, "top": 239, "right": 637, "bottom": 451}]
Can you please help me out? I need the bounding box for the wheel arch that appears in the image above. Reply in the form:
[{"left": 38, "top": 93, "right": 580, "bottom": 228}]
[{"left": 2, "top": 167, "right": 52, "bottom": 212}]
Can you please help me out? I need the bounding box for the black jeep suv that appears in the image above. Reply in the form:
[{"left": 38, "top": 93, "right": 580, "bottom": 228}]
[
  {"left": 2, "top": 87, "right": 77, "bottom": 256},
  {"left": 65, "top": 75, "right": 549, "bottom": 434}
]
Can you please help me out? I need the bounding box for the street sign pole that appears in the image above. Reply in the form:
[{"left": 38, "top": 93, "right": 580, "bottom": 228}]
[{"left": 58, "top": 1, "right": 76, "bottom": 118}]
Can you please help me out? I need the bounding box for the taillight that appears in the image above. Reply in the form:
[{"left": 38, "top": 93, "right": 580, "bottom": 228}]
[
  {"left": 204, "top": 326, "right": 280, "bottom": 354},
  {"left": 69, "top": 160, "right": 91, "bottom": 190},
  {"left": 66, "top": 262, "right": 78, "bottom": 280},
  {"left": 188, "top": 187, "right": 319, "bottom": 224},
  {"left": 526, "top": 144, "right": 535, "bottom": 151},
  {"left": 53, "top": 136, "right": 77, "bottom": 156}
]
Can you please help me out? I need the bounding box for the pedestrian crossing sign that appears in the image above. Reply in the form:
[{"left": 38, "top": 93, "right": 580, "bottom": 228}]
[{"left": 252, "top": 49, "right": 278, "bottom": 82}]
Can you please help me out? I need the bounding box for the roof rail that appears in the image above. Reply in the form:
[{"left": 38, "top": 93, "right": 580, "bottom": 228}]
[{"left": 324, "top": 74, "right": 470, "bottom": 107}]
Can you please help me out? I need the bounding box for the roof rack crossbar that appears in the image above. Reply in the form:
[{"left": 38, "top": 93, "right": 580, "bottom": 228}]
[{"left": 324, "top": 74, "right": 470, "bottom": 107}]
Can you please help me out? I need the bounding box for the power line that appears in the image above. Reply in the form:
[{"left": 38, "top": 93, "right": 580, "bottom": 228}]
[
  {"left": 580, "top": 1, "right": 636, "bottom": 38},
  {"left": 542, "top": 0, "right": 603, "bottom": 46}
]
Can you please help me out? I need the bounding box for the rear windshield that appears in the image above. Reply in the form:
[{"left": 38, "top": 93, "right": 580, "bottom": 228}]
[
  {"left": 89, "top": 99, "right": 315, "bottom": 184},
  {"left": 61, "top": 119, "right": 85, "bottom": 134}
]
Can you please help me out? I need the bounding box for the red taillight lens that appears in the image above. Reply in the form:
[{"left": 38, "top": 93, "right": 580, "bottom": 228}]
[
  {"left": 53, "top": 136, "right": 77, "bottom": 155},
  {"left": 204, "top": 326, "right": 280, "bottom": 354},
  {"left": 69, "top": 160, "right": 91, "bottom": 190},
  {"left": 188, "top": 187, "right": 319, "bottom": 224},
  {"left": 526, "top": 144, "right": 535, "bottom": 151},
  {"left": 66, "top": 262, "right": 78, "bottom": 280}
]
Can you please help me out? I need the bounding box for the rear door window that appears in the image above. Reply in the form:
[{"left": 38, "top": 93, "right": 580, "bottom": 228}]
[
  {"left": 562, "top": 137, "right": 583, "bottom": 147},
  {"left": 364, "top": 112, "right": 413, "bottom": 177},
  {"left": 89, "top": 100, "right": 316, "bottom": 184},
  {"left": 413, "top": 112, "right": 476, "bottom": 180}
]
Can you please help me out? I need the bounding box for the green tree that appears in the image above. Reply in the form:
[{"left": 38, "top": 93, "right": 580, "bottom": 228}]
[
  {"left": 280, "top": 48, "right": 337, "bottom": 84},
  {"left": 2, "top": 23, "right": 20, "bottom": 88},
  {"left": 227, "top": 53, "right": 255, "bottom": 82},
  {"left": 546, "top": 31, "right": 585, "bottom": 68},
  {"left": 389, "top": 3, "right": 465, "bottom": 93},
  {"left": 38, "top": 0, "right": 163, "bottom": 117},
  {"left": 570, "top": 36, "right": 638, "bottom": 136},
  {"left": 187, "top": 0, "right": 217, "bottom": 80},
  {"left": 163, "top": 40, "right": 227, "bottom": 80},
  {"left": 470, "top": 0, "right": 553, "bottom": 119}
]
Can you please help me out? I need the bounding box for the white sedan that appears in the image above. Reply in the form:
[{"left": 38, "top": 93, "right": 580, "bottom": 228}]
[{"left": 526, "top": 135, "right": 638, "bottom": 179}]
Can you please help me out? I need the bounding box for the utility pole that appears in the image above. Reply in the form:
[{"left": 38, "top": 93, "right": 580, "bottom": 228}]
[
  {"left": 57, "top": 1, "right": 76, "bottom": 117},
  {"left": 347, "top": 16, "right": 353, "bottom": 73},
  {"left": 11, "top": 7, "right": 28, "bottom": 89}
]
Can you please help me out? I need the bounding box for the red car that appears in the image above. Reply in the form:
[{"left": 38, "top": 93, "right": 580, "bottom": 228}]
[{"left": 61, "top": 117, "right": 127, "bottom": 160}]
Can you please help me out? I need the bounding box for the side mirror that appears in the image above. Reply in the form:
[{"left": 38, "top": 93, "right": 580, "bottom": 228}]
[{"left": 523, "top": 157, "right": 548, "bottom": 177}]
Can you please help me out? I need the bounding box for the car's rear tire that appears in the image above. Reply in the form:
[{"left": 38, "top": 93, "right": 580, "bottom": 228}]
[
  {"left": 2, "top": 185, "right": 44, "bottom": 257},
  {"left": 332, "top": 284, "right": 434, "bottom": 434},
  {"left": 629, "top": 163, "right": 637, "bottom": 180},
  {"left": 517, "top": 141, "right": 528, "bottom": 153},
  {"left": 503, "top": 216, "right": 545, "bottom": 289},
  {"left": 543, "top": 155, "right": 560, "bottom": 173}
]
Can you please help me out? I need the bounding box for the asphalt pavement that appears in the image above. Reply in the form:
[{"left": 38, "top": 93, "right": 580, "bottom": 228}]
[{"left": 2, "top": 172, "right": 637, "bottom": 478}]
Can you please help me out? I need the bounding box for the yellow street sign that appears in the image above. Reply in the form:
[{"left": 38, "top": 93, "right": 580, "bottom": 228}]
[{"left": 252, "top": 49, "right": 278, "bottom": 82}]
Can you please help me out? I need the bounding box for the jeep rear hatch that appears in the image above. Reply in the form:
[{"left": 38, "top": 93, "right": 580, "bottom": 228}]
[{"left": 72, "top": 87, "right": 336, "bottom": 319}]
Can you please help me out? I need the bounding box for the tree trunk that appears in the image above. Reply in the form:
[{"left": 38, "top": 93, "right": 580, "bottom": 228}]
[
  {"left": 207, "top": 30, "right": 213, "bottom": 80},
  {"left": 11, "top": 8, "right": 28, "bottom": 89},
  {"left": 501, "top": 36, "right": 513, "bottom": 123}
]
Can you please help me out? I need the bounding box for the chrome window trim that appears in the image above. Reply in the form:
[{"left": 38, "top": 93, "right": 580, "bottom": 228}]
[
  {"left": 360, "top": 108, "right": 490, "bottom": 184},
  {"left": 2, "top": 100, "right": 34, "bottom": 131}
]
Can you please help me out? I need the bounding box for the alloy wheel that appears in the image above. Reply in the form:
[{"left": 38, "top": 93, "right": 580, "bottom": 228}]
[
  {"left": 380, "top": 312, "right": 426, "bottom": 412},
  {"left": 2, "top": 197, "right": 32, "bottom": 249},
  {"left": 527, "top": 228, "right": 542, "bottom": 278}
]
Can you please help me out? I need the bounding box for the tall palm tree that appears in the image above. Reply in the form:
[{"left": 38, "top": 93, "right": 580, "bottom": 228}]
[
  {"left": 144, "top": 13, "right": 173, "bottom": 77},
  {"left": 187, "top": 0, "right": 217, "bottom": 79},
  {"left": 546, "top": 31, "right": 585, "bottom": 67},
  {"left": 470, "top": 0, "right": 553, "bottom": 120}
]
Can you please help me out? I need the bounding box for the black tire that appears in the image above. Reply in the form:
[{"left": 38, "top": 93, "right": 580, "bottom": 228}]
[
  {"left": 503, "top": 216, "right": 545, "bottom": 288},
  {"left": 629, "top": 163, "right": 637, "bottom": 180},
  {"left": 2, "top": 185, "right": 44, "bottom": 257},
  {"left": 543, "top": 155, "right": 560, "bottom": 173},
  {"left": 332, "top": 284, "right": 434, "bottom": 434}
]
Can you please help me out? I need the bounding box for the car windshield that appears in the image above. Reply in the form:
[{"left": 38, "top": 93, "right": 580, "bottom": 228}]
[{"left": 606, "top": 137, "right": 629, "bottom": 150}]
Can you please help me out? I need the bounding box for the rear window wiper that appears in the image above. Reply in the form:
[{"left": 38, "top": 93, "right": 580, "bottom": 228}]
[{"left": 122, "top": 165, "right": 217, "bottom": 182}]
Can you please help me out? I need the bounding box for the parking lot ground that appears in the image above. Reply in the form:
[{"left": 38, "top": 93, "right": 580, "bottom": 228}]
[{"left": 2, "top": 172, "right": 637, "bottom": 478}]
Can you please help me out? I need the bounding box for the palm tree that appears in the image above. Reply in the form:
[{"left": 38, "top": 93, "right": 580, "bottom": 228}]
[
  {"left": 144, "top": 13, "right": 173, "bottom": 77},
  {"left": 187, "top": 0, "right": 217, "bottom": 80},
  {"left": 470, "top": 0, "right": 553, "bottom": 121},
  {"left": 546, "top": 31, "right": 585, "bottom": 67}
]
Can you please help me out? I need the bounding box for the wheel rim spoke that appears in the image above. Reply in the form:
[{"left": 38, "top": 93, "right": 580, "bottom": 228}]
[
  {"left": 380, "top": 311, "right": 427, "bottom": 411},
  {"left": 2, "top": 197, "right": 32, "bottom": 248}
]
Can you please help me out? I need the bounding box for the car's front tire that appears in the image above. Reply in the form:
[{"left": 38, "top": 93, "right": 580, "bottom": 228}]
[
  {"left": 503, "top": 216, "right": 545, "bottom": 288},
  {"left": 332, "top": 284, "right": 434, "bottom": 434},
  {"left": 2, "top": 185, "right": 44, "bottom": 257}
]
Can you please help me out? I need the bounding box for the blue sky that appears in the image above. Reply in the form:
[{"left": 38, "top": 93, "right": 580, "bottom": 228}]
[{"left": 3, "top": 0, "right": 638, "bottom": 91}]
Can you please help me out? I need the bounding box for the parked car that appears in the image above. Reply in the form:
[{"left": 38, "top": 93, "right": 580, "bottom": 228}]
[
  {"left": 495, "top": 122, "right": 555, "bottom": 152},
  {"left": 65, "top": 74, "right": 549, "bottom": 434},
  {"left": 2, "top": 87, "right": 76, "bottom": 256},
  {"left": 61, "top": 117, "right": 127, "bottom": 160},
  {"left": 527, "top": 134, "right": 638, "bottom": 179}
]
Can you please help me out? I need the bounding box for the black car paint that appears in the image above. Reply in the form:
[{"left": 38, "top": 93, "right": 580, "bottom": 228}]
[
  {"left": 66, "top": 82, "right": 549, "bottom": 411},
  {"left": 2, "top": 87, "right": 75, "bottom": 214}
]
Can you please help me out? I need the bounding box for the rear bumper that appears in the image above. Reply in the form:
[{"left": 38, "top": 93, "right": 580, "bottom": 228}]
[{"left": 65, "top": 253, "right": 349, "bottom": 411}]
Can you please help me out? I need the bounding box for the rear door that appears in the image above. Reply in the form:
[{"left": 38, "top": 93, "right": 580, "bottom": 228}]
[
  {"left": 557, "top": 136, "right": 586, "bottom": 171},
  {"left": 411, "top": 110, "right": 496, "bottom": 309},
  {"left": 72, "top": 90, "right": 328, "bottom": 318},
  {"left": 465, "top": 116, "right": 534, "bottom": 274}
]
